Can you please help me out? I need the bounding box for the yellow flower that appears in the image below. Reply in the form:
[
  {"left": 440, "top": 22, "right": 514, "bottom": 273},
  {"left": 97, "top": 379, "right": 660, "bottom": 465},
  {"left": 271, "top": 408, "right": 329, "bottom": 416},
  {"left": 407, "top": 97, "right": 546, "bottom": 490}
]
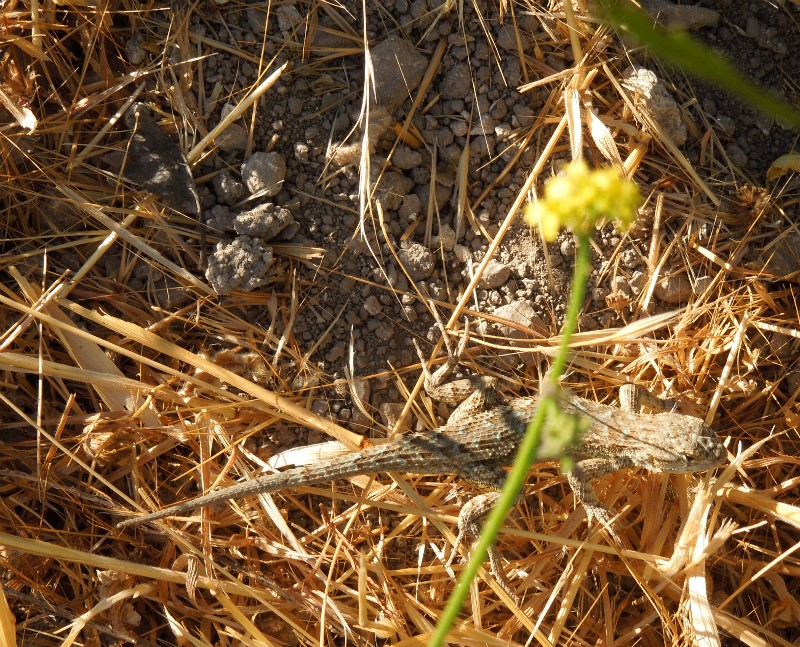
[{"left": 524, "top": 160, "right": 642, "bottom": 241}]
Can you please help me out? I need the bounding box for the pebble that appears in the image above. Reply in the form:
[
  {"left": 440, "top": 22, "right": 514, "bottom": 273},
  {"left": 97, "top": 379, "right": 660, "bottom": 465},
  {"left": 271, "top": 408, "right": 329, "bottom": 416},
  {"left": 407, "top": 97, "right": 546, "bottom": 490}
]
[
  {"left": 623, "top": 66, "right": 687, "bottom": 146},
  {"left": 653, "top": 272, "right": 693, "bottom": 304},
  {"left": 370, "top": 34, "right": 427, "bottom": 112},
  {"left": 241, "top": 152, "right": 286, "bottom": 196},
  {"left": 212, "top": 170, "right": 244, "bottom": 205},
  {"left": 217, "top": 123, "right": 248, "bottom": 152},
  {"left": 232, "top": 203, "right": 294, "bottom": 239},
  {"left": 398, "top": 242, "right": 435, "bottom": 281},
  {"left": 479, "top": 259, "right": 511, "bottom": 289},
  {"left": 441, "top": 62, "right": 471, "bottom": 100},
  {"left": 392, "top": 147, "right": 423, "bottom": 170},
  {"left": 204, "top": 237, "right": 274, "bottom": 294}
]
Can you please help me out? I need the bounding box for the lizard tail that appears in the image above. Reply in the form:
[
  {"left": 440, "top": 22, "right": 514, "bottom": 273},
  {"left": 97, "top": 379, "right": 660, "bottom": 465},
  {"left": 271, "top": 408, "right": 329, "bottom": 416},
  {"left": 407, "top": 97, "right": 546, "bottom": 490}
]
[{"left": 116, "top": 441, "right": 424, "bottom": 529}]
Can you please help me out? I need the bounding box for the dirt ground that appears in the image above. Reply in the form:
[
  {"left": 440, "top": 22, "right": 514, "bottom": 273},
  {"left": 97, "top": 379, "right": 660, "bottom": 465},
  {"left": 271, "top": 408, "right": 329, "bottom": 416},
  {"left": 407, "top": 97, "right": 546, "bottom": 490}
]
[{"left": 1, "top": 0, "right": 799, "bottom": 645}]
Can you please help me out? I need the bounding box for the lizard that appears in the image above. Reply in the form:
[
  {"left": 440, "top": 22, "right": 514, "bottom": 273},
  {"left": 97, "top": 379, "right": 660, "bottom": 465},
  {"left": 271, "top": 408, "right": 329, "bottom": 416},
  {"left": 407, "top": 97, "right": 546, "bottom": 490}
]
[{"left": 116, "top": 321, "right": 726, "bottom": 600}]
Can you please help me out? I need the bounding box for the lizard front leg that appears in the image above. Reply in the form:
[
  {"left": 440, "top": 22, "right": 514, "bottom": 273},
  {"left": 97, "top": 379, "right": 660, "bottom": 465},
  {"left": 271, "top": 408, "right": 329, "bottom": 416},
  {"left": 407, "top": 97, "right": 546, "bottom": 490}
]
[
  {"left": 566, "top": 456, "right": 635, "bottom": 544},
  {"left": 414, "top": 315, "right": 503, "bottom": 422}
]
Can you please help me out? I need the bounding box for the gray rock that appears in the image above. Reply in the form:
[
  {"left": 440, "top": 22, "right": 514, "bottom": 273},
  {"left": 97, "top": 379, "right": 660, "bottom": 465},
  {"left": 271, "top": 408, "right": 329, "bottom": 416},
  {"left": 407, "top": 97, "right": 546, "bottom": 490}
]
[
  {"left": 370, "top": 34, "right": 427, "bottom": 112},
  {"left": 363, "top": 295, "right": 383, "bottom": 316},
  {"left": 232, "top": 203, "right": 294, "bottom": 239},
  {"left": 212, "top": 170, "right": 244, "bottom": 205},
  {"left": 441, "top": 62, "right": 471, "bottom": 100},
  {"left": 493, "top": 299, "right": 545, "bottom": 337},
  {"left": 399, "top": 193, "right": 422, "bottom": 220},
  {"left": 241, "top": 152, "right": 286, "bottom": 196},
  {"left": 376, "top": 171, "right": 414, "bottom": 211},
  {"left": 125, "top": 34, "right": 147, "bottom": 65},
  {"left": 204, "top": 237, "right": 274, "bottom": 294},
  {"left": 217, "top": 123, "right": 248, "bottom": 153},
  {"left": 753, "top": 229, "right": 800, "bottom": 279},
  {"left": 639, "top": 0, "right": 719, "bottom": 30},
  {"left": 622, "top": 66, "right": 687, "bottom": 147},
  {"left": 204, "top": 205, "right": 235, "bottom": 233},
  {"left": 121, "top": 103, "right": 201, "bottom": 216},
  {"left": 392, "top": 146, "right": 423, "bottom": 170},
  {"left": 653, "top": 272, "right": 693, "bottom": 303},
  {"left": 479, "top": 259, "right": 511, "bottom": 289},
  {"left": 379, "top": 402, "right": 409, "bottom": 433},
  {"left": 398, "top": 242, "right": 435, "bottom": 281}
]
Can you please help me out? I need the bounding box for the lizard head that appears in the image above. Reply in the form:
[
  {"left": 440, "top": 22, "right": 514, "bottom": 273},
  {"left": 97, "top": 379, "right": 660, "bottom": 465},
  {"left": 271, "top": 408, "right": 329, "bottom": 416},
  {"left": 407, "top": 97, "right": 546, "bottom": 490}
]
[{"left": 641, "top": 413, "right": 726, "bottom": 473}]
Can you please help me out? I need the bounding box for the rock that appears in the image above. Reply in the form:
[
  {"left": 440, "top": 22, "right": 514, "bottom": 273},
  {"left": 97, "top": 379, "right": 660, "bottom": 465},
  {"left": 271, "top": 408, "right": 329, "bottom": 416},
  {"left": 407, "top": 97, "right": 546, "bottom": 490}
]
[
  {"left": 392, "top": 146, "right": 423, "bottom": 170},
  {"left": 275, "top": 4, "right": 303, "bottom": 36},
  {"left": 441, "top": 62, "right": 471, "bottom": 100},
  {"left": 492, "top": 300, "right": 546, "bottom": 366},
  {"left": 479, "top": 259, "right": 511, "bottom": 288},
  {"left": 493, "top": 300, "right": 546, "bottom": 338},
  {"left": 216, "top": 123, "right": 248, "bottom": 152},
  {"left": 398, "top": 242, "right": 435, "bottom": 281},
  {"left": 752, "top": 229, "right": 800, "bottom": 279},
  {"left": 399, "top": 193, "right": 422, "bottom": 220},
  {"left": 125, "top": 34, "right": 147, "bottom": 65},
  {"left": 204, "top": 205, "right": 235, "bottom": 233},
  {"left": 433, "top": 223, "right": 456, "bottom": 252},
  {"left": 639, "top": 0, "right": 719, "bottom": 30},
  {"left": 653, "top": 271, "right": 693, "bottom": 303},
  {"left": 497, "top": 23, "right": 530, "bottom": 52},
  {"left": 375, "top": 171, "right": 414, "bottom": 211},
  {"left": 370, "top": 34, "right": 427, "bottom": 112},
  {"left": 121, "top": 103, "right": 201, "bottom": 216},
  {"left": 204, "top": 237, "right": 274, "bottom": 294},
  {"left": 232, "top": 203, "right": 294, "bottom": 239},
  {"left": 212, "top": 170, "right": 244, "bottom": 205},
  {"left": 622, "top": 66, "right": 687, "bottom": 146},
  {"left": 363, "top": 295, "right": 383, "bottom": 316},
  {"left": 380, "top": 402, "right": 410, "bottom": 433},
  {"left": 241, "top": 152, "right": 286, "bottom": 196}
]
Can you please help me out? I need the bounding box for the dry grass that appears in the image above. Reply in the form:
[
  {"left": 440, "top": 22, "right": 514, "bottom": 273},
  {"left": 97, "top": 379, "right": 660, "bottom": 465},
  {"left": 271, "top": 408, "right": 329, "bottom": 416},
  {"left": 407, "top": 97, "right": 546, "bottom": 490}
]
[{"left": 1, "top": 1, "right": 798, "bottom": 645}]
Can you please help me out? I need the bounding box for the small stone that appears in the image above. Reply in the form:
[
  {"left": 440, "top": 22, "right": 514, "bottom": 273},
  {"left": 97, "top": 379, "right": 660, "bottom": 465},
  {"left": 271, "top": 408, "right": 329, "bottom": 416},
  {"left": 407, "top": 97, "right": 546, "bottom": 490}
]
[
  {"left": 379, "top": 403, "right": 410, "bottom": 433},
  {"left": 399, "top": 193, "right": 422, "bottom": 220},
  {"left": 753, "top": 229, "right": 800, "bottom": 278},
  {"left": 232, "top": 203, "right": 294, "bottom": 239},
  {"left": 216, "top": 123, "right": 248, "bottom": 152},
  {"left": 622, "top": 66, "right": 687, "bottom": 146},
  {"left": 392, "top": 147, "right": 423, "bottom": 170},
  {"left": 294, "top": 142, "right": 310, "bottom": 163},
  {"left": 725, "top": 144, "right": 749, "bottom": 169},
  {"left": 125, "top": 34, "right": 147, "bottom": 65},
  {"left": 376, "top": 171, "right": 414, "bottom": 211},
  {"left": 363, "top": 295, "right": 383, "bottom": 316},
  {"left": 479, "top": 259, "right": 511, "bottom": 289},
  {"left": 653, "top": 272, "right": 693, "bottom": 303},
  {"left": 441, "top": 62, "right": 471, "bottom": 100},
  {"left": 204, "top": 237, "right": 274, "bottom": 294},
  {"left": 398, "top": 242, "right": 435, "bottom": 281},
  {"left": 212, "top": 170, "right": 244, "bottom": 205},
  {"left": 204, "top": 205, "right": 234, "bottom": 233},
  {"left": 497, "top": 24, "right": 529, "bottom": 52},
  {"left": 370, "top": 34, "right": 427, "bottom": 112},
  {"left": 434, "top": 223, "right": 456, "bottom": 252},
  {"left": 246, "top": 7, "right": 268, "bottom": 32},
  {"left": 311, "top": 398, "right": 329, "bottom": 417},
  {"left": 493, "top": 300, "right": 545, "bottom": 337},
  {"left": 241, "top": 152, "right": 286, "bottom": 196}
]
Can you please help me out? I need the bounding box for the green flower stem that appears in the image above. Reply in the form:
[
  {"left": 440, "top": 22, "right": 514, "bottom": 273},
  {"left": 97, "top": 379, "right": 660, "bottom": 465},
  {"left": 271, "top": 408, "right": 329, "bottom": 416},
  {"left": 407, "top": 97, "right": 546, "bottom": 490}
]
[{"left": 429, "top": 233, "right": 591, "bottom": 646}]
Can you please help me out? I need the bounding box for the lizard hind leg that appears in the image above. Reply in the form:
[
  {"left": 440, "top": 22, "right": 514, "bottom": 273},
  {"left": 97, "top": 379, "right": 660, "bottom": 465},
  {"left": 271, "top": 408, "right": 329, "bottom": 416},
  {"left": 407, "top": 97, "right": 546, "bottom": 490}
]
[{"left": 446, "top": 491, "right": 520, "bottom": 603}]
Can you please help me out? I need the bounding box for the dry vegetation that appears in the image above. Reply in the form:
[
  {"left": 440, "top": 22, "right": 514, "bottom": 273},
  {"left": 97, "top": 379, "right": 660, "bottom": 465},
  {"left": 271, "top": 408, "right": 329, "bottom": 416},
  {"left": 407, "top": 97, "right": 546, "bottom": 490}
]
[{"left": 1, "top": 1, "right": 799, "bottom": 645}]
